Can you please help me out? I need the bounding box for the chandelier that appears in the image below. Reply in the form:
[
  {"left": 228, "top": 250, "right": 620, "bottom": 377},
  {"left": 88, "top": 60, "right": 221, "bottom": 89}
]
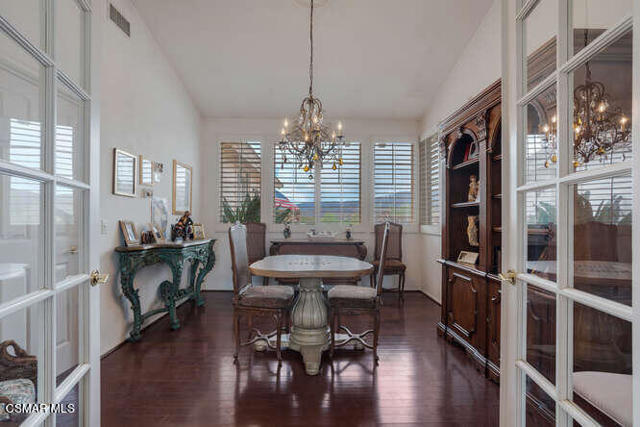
[
  {"left": 542, "top": 30, "right": 630, "bottom": 168},
  {"left": 278, "top": 0, "right": 345, "bottom": 178}
]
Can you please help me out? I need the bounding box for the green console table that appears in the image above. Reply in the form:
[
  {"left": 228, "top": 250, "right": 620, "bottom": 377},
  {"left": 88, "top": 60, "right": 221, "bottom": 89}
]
[{"left": 115, "top": 238, "right": 216, "bottom": 341}]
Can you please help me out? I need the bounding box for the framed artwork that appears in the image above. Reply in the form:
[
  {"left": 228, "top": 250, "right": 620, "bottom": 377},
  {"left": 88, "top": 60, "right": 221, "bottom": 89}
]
[
  {"left": 151, "top": 197, "right": 169, "bottom": 238},
  {"left": 457, "top": 250, "right": 479, "bottom": 265},
  {"left": 119, "top": 220, "right": 138, "bottom": 246},
  {"left": 172, "top": 160, "right": 192, "bottom": 214},
  {"left": 139, "top": 156, "right": 154, "bottom": 185},
  {"left": 113, "top": 148, "right": 137, "bottom": 197},
  {"left": 192, "top": 223, "right": 206, "bottom": 240},
  {"left": 149, "top": 223, "right": 165, "bottom": 242}
]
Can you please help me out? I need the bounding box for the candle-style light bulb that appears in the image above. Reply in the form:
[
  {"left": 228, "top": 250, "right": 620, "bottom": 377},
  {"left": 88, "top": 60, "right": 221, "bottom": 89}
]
[
  {"left": 551, "top": 115, "right": 557, "bottom": 123},
  {"left": 284, "top": 118, "right": 289, "bottom": 128}
]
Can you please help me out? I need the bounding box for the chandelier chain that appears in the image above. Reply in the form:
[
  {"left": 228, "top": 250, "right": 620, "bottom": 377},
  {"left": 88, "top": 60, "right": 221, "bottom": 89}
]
[{"left": 309, "top": 0, "right": 314, "bottom": 97}]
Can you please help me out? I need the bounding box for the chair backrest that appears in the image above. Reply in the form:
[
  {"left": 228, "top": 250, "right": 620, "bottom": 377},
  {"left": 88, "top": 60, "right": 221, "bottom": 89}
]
[
  {"left": 245, "top": 222, "right": 267, "bottom": 265},
  {"left": 376, "top": 222, "right": 391, "bottom": 296},
  {"left": 229, "top": 223, "right": 251, "bottom": 297},
  {"left": 374, "top": 222, "right": 402, "bottom": 261}
]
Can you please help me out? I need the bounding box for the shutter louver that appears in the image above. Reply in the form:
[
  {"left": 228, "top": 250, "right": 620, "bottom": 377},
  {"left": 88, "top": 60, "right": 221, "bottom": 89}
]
[
  {"left": 219, "top": 142, "right": 262, "bottom": 222},
  {"left": 374, "top": 142, "right": 415, "bottom": 224}
]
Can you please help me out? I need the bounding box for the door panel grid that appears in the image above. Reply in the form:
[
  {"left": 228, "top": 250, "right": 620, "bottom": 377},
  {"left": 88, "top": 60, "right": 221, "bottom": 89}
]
[
  {"left": 0, "top": 0, "right": 93, "bottom": 425},
  {"left": 513, "top": 0, "right": 635, "bottom": 426}
]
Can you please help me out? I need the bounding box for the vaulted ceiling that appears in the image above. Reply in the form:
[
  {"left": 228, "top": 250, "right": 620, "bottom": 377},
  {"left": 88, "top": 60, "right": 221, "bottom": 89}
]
[{"left": 132, "top": 0, "right": 493, "bottom": 120}]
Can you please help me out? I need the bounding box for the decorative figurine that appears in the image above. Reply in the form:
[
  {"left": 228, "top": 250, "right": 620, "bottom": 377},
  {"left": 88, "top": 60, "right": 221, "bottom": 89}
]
[
  {"left": 345, "top": 224, "right": 352, "bottom": 240},
  {"left": 171, "top": 211, "right": 194, "bottom": 241},
  {"left": 468, "top": 174, "right": 479, "bottom": 202},
  {"left": 283, "top": 221, "right": 291, "bottom": 239},
  {"left": 467, "top": 215, "right": 479, "bottom": 247}
]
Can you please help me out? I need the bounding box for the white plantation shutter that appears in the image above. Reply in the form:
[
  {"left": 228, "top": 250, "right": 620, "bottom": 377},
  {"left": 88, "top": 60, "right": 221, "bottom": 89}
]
[
  {"left": 274, "top": 146, "right": 315, "bottom": 224},
  {"left": 55, "top": 124, "right": 74, "bottom": 180},
  {"left": 320, "top": 142, "right": 360, "bottom": 224},
  {"left": 419, "top": 135, "right": 440, "bottom": 226},
  {"left": 374, "top": 142, "right": 415, "bottom": 224},
  {"left": 219, "top": 142, "right": 261, "bottom": 222},
  {"left": 429, "top": 136, "right": 440, "bottom": 225}
]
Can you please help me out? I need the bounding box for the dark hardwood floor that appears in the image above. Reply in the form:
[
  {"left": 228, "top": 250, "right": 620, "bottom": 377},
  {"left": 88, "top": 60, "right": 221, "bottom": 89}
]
[{"left": 102, "top": 291, "right": 499, "bottom": 426}]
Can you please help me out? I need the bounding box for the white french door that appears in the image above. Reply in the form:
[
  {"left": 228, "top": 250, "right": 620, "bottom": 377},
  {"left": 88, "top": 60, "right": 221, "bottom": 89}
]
[
  {"left": 0, "top": 0, "right": 101, "bottom": 425},
  {"left": 501, "top": 0, "right": 638, "bottom": 425}
]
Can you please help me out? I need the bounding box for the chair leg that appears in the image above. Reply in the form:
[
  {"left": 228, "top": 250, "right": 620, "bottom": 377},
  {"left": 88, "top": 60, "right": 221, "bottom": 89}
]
[
  {"left": 233, "top": 310, "right": 240, "bottom": 362},
  {"left": 276, "top": 312, "right": 283, "bottom": 363},
  {"left": 263, "top": 276, "right": 269, "bottom": 287},
  {"left": 400, "top": 272, "right": 406, "bottom": 301},
  {"left": 373, "top": 310, "right": 380, "bottom": 364},
  {"left": 330, "top": 308, "right": 336, "bottom": 358}
]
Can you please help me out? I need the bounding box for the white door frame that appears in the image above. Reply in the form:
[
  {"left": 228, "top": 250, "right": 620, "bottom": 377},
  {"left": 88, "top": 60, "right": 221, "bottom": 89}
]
[
  {"left": 0, "top": 0, "right": 101, "bottom": 425},
  {"left": 500, "top": 0, "right": 639, "bottom": 425}
]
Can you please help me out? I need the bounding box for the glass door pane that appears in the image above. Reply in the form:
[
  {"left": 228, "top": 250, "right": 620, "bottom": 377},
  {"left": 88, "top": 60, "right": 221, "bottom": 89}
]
[
  {"left": 0, "top": 0, "right": 45, "bottom": 49},
  {"left": 525, "top": 187, "right": 557, "bottom": 281},
  {"left": 55, "top": 0, "right": 86, "bottom": 87},
  {"left": 572, "top": 0, "right": 632, "bottom": 56},
  {"left": 57, "top": 83, "right": 86, "bottom": 182},
  {"left": 0, "top": 31, "right": 45, "bottom": 171},
  {"left": 524, "top": 0, "right": 558, "bottom": 91}
]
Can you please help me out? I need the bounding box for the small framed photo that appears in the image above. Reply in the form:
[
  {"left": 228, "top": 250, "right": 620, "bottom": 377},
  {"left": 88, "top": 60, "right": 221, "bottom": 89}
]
[
  {"left": 119, "top": 220, "right": 139, "bottom": 246},
  {"left": 457, "top": 250, "right": 479, "bottom": 266},
  {"left": 149, "top": 223, "right": 165, "bottom": 242},
  {"left": 192, "top": 223, "right": 206, "bottom": 240}
]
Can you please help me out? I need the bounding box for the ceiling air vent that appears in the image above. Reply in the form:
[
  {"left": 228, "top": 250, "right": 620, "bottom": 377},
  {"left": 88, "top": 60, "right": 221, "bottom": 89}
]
[{"left": 109, "top": 4, "right": 130, "bottom": 37}]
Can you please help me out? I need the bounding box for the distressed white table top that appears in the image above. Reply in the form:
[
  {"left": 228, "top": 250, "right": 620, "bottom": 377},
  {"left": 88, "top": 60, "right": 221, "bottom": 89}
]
[{"left": 250, "top": 255, "right": 373, "bottom": 278}]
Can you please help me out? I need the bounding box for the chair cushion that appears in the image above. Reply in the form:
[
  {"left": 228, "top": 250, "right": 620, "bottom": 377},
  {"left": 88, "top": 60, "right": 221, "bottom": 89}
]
[
  {"left": 328, "top": 285, "right": 378, "bottom": 308},
  {"left": 372, "top": 259, "right": 406, "bottom": 270},
  {"left": 0, "top": 378, "right": 35, "bottom": 421},
  {"left": 238, "top": 285, "right": 294, "bottom": 309},
  {"left": 573, "top": 371, "right": 632, "bottom": 427}
]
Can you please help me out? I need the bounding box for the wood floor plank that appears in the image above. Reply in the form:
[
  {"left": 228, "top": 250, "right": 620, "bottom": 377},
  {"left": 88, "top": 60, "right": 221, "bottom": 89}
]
[{"left": 102, "top": 291, "right": 499, "bottom": 426}]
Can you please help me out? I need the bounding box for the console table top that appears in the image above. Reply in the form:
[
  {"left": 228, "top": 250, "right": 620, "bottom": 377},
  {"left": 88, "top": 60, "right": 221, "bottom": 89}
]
[{"left": 115, "top": 238, "right": 215, "bottom": 252}]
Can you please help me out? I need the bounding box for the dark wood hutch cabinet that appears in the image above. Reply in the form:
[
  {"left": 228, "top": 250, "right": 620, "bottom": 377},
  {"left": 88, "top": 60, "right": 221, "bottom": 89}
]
[{"left": 437, "top": 80, "right": 502, "bottom": 382}]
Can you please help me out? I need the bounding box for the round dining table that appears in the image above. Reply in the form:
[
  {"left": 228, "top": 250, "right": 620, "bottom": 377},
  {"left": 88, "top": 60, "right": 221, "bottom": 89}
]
[{"left": 249, "top": 254, "right": 374, "bottom": 375}]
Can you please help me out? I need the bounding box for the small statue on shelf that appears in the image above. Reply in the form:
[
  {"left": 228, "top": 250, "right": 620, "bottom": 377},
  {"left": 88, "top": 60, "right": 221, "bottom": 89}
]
[
  {"left": 283, "top": 221, "right": 291, "bottom": 239},
  {"left": 171, "top": 211, "right": 194, "bottom": 241},
  {"left": 467, "top": 215, "right": 479, "bottom": 247},
  {"left": 468, "top": 174, "right": 479, "bottom": 202}
]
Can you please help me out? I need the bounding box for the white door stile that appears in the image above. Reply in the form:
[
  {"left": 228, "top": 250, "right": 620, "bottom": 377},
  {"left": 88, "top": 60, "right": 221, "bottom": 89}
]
[{"left": 632, "top": 1, "right": 640, "bottom": 426}]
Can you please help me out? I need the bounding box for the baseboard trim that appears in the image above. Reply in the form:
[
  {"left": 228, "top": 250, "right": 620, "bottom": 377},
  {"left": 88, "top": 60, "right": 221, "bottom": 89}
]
[{"left": 419, "top": 290, "right": 441, "bottom": 306}]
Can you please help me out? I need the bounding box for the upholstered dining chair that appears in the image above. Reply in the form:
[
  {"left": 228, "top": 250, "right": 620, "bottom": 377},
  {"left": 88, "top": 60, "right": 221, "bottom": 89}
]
[
  {"left": 245, "top": 222, "right": 269, "bottom": 286},
  {"left": 370, "top": 222, "right": 406, "bottom": 299},
  {"left": 229, "top": 224, "right": 294, "bottom": 363},
  {"left": 328, "top": 222, "right": 390, "bottom": 364}
]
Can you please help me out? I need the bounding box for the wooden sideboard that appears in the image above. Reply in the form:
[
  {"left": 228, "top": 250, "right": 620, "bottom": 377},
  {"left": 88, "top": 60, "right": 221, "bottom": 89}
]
[{"left": 269, "top": 239, "right": 367, "bottom": 285}]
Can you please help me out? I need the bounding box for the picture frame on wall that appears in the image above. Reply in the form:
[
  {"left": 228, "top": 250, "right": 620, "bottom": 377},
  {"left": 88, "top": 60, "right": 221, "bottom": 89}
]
[
  {"left": 119, "top": 220, "right": 139, "bottom": 246},
  {"left": 113, "top": 148, "right": 137, "bottom": 197},
  {"left": 139, "top": 155, "right": 154, "bottom": 186},
  {"left": 172, "top": 160, "right": 192, "bottom": 214}
]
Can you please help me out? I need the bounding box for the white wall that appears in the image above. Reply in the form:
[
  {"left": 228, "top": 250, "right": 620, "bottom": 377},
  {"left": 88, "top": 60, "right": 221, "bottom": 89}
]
[
  {"left": 200, "top": 117, "right": 423, "bottom": 293},
  {"left": 98, "top": 0, "right": 201, "bottom": 354},
  {"left": 418, "top": 0, "right": 501, "bottom": 303}
]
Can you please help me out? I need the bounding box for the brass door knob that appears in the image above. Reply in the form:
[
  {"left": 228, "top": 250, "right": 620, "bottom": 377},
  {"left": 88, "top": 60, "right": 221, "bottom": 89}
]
[
  {"left": 498, "top": 270, "right": 517, "bottom": 285},
  {"left": 90, "top": 270, "right": 110, "bottom": 286}
]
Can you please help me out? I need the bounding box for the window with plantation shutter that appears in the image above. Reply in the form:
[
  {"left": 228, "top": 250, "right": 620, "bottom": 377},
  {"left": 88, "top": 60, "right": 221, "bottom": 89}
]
[
  {"left": 374, "top": 142, "right": 415, "bottom": 224},
  {"left": 320, "top": 143, "right": 360, "bottom": 224},
  {"left": 219, "top": 142, "right": 261, "bottom": 223},
  {"left": 274, "top": 146, "right": 316, "bottom": 224},
  {"left": 419, "top": 135, "right": 440, "bottom": 227}
]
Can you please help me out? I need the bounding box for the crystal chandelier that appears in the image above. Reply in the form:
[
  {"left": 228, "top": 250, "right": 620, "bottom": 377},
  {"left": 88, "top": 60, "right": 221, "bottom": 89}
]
[
  {"left": 542, "top": 30, "right": 630, "bottom": 168},
  {"left": 278, "top": 0, "right": 345, "bottom": 178}
]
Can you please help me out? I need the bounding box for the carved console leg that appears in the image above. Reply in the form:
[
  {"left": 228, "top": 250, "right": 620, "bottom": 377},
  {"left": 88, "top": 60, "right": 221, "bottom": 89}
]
[
  {"left": 193, "top": 242, "right": 215, "bottom": 306},
  {"left": 120, "top": 267, "right": 143, "bottom": 342},
  {"left": 288, "top": 278, "right": 329, "bottom": 375},
  {"left": 168, "top": 260, "right": 184, "bottom": 330}
]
